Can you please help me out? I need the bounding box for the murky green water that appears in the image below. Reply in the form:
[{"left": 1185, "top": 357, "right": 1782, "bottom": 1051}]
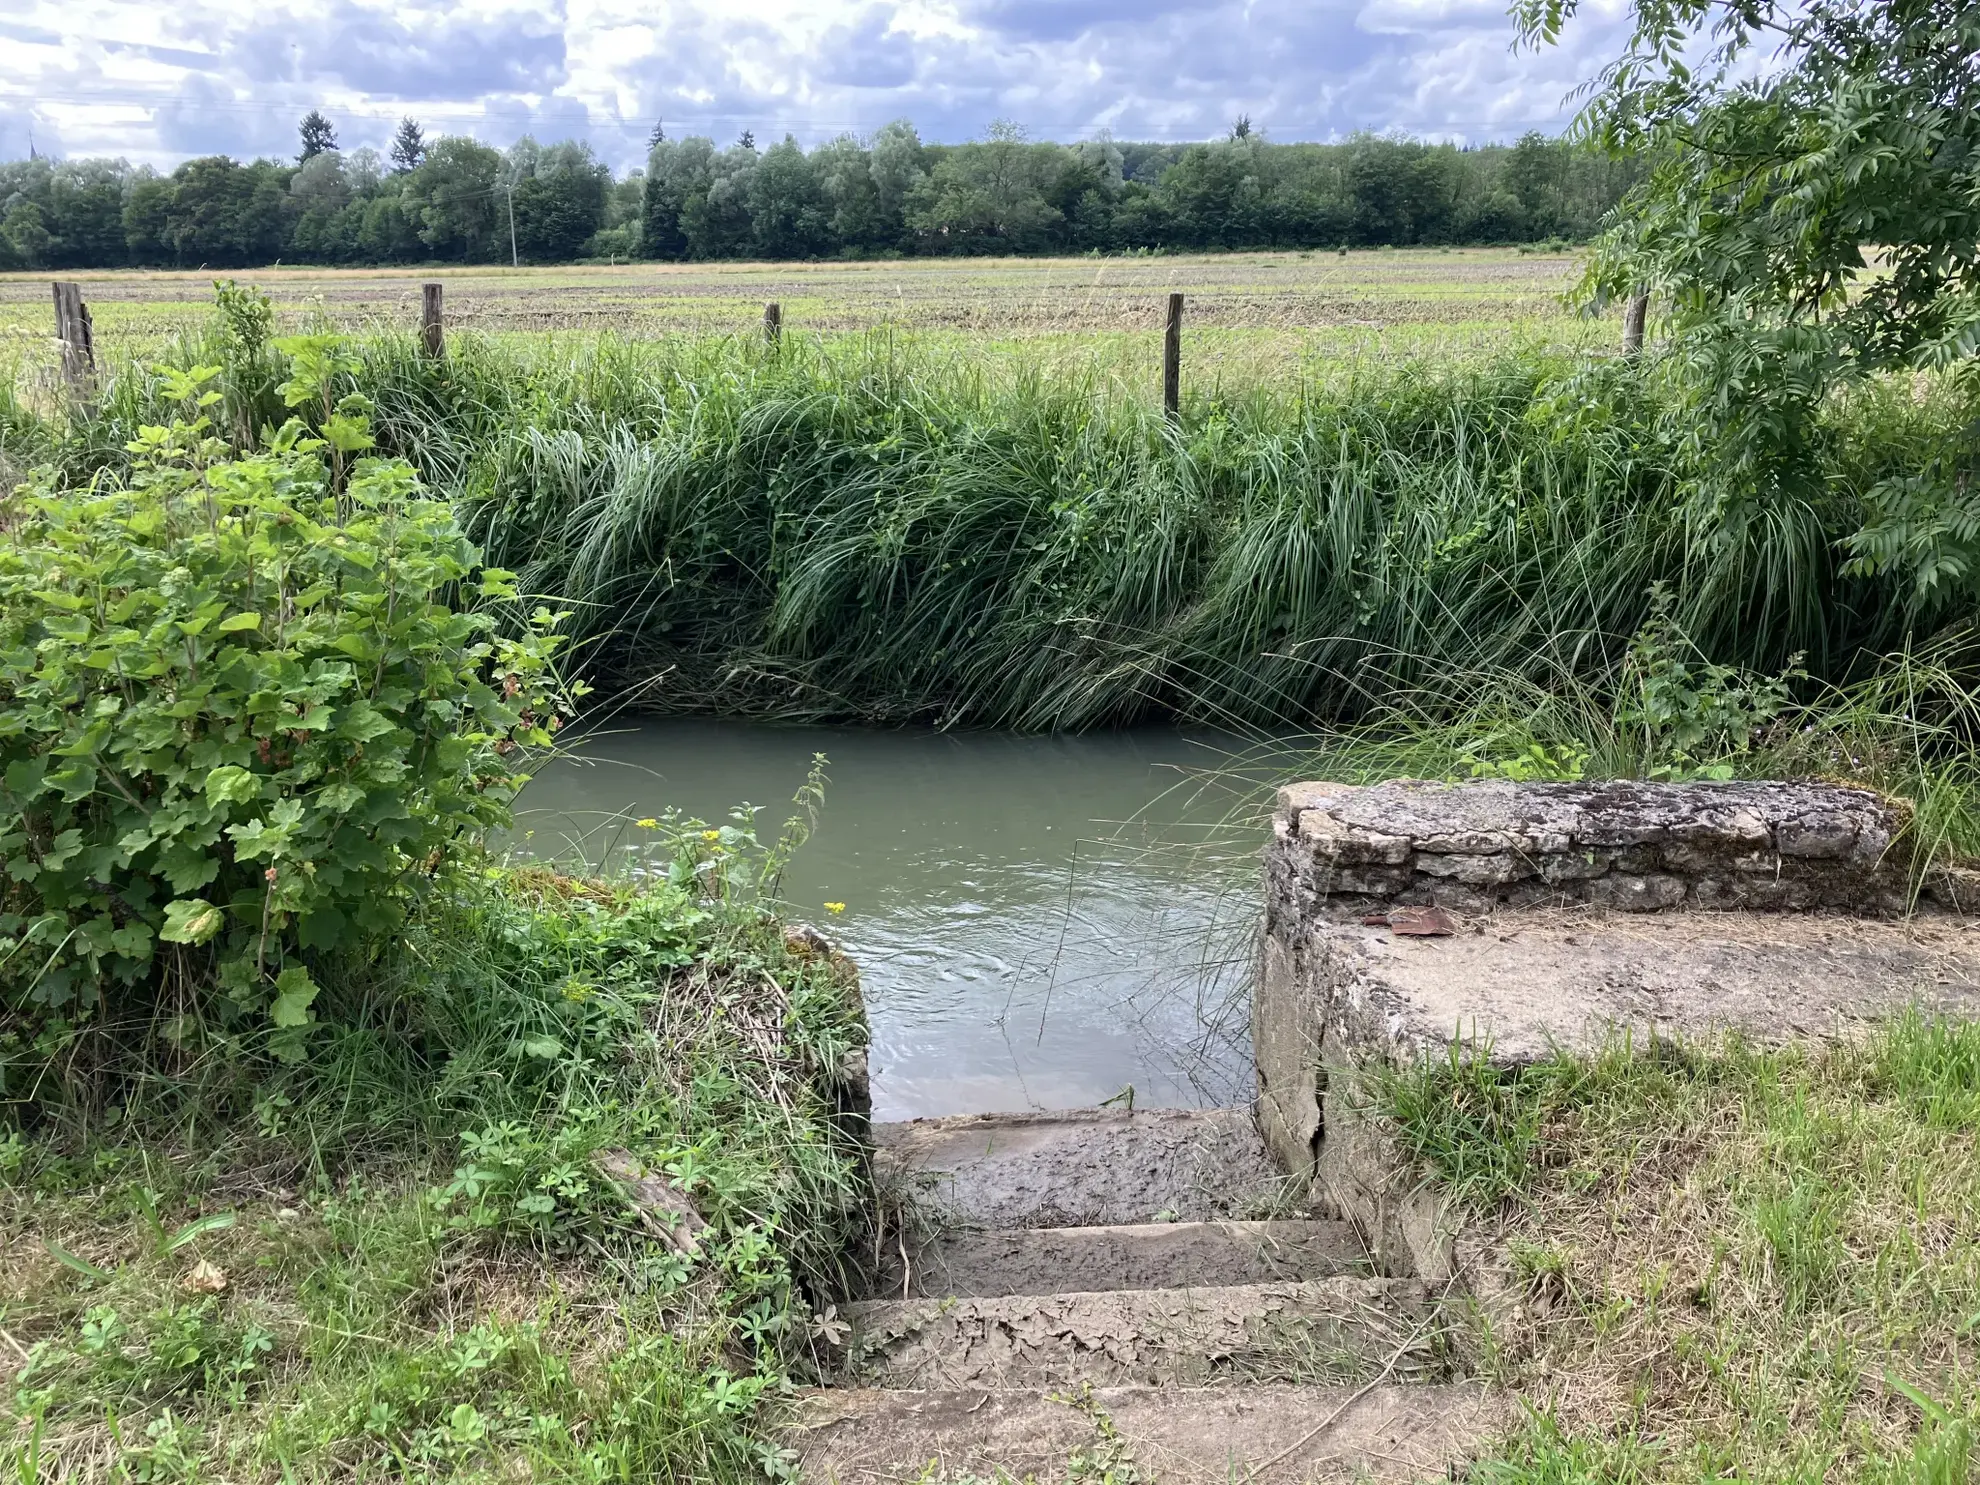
[{"left": 514, "top": 719, "right": 1276, "bottom": 1120}]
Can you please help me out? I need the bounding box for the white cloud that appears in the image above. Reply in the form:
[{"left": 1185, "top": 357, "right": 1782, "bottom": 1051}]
[{"left": 0, "top": 0, "right": 1634, "bottom": 169}]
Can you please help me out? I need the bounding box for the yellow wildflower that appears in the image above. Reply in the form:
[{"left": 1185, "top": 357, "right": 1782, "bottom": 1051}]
[
  {"left": 702, "top": 829, "right": 721, "bottom": 841},
  {"left": 824, "top": 901, "right": 846, "bottom": 914},
  {"left": 634, "top": 817, "right": 659, "bottom": 830}
]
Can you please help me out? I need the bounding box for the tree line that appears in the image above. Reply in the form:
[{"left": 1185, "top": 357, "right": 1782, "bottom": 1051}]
[{"left": 0, "top": 112, "right": 1645, "bottom": 271}]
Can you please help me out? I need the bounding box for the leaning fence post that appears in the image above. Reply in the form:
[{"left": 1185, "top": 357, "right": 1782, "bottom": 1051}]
[
  {"left": 421, "top": 282, "right": 444, "bottom": 357},
  {"left": 1163, "top": 292, "right": 1183, "bottom": 422},
  {"left": 1621, "top": 289, "right": 1648, "bottom": 358},
  {"left": 763, "top": 301, "right": 782, "bottom": 347},
  {"left": 51, "top": 281, "right": 95, "bottom": 395}
]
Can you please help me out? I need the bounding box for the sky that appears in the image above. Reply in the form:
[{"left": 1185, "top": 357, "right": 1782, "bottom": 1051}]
[{"left": 0, "top": 0, "right": 1631, "bottom": 171}]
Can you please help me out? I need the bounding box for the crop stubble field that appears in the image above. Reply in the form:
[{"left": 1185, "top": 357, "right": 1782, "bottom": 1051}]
[{"left": 0, "top": 247, "right": 1598, "bottom": 386}]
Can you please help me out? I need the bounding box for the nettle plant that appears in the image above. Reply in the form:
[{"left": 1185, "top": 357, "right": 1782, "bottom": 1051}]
[{"left": 0, "top": 340, "right": 576, "bottom": 1055}]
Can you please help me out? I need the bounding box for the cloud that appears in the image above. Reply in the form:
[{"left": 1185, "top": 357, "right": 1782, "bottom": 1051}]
[
  {"left": 222, "top": 1, "right": 569, "bottom": 102},
  {"left": 0, "top": 0, "right": 1633, "bottom": 171}
]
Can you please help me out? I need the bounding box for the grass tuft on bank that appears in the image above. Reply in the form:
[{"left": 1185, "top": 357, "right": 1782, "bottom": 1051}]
[
  {"left": 4, "top": 855, "right": 869, "bottom": 1484},
  {"left": 8, "top": 290, "right": 1978, "bottom": 733},
  {"left": 1375, "top": 1016, "right": 1980, "bottom": 1482}
]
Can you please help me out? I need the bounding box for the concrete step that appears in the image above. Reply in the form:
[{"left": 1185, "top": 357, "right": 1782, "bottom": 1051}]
[
  {"left": 844, "top": 1276, "right": 1446, "bottom": 1389},
  {"left": 790, "top": 1381, "right": 1503, "bottom": 1484},
  {"left": 874, "top": 1106, "right": 1289, "bottom": 1230},
  {"left": 871, "top": 1218, "right": 1367, "bottom": 1299}
]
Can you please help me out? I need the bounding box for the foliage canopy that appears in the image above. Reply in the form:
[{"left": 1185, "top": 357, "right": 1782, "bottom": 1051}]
[
  {"left": 0, "top": 339, "right": 574, "bottom": 1055},
  {"left": 1521, "top": 0, "right": 1980, "bottom": 593}
]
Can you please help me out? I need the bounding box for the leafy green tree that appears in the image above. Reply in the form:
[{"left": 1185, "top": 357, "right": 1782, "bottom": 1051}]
[
  {"left": 680, "top": 139, "right": 758, "bottom": 258},
  {"left": 122, "top": 169, "right": 175, "bottom": 266},
  {"left": 161, "top": 156, "right": 262, "bottom": 267},
  {"left": 1344, "top": 136, "right": 1456, "bottom": 246},
  {"left": 0, "top": 123, "right": 1643, "bottom": 268},
  {"left": 1521, "top": 0, "right": 1980, "bottom": 593},
  {"left": 866, "top": 119, "right": 927, "bottom": 248},
  {"left": 403, "top": 136, "right": 503, "bottom": 261},
  {"left": 749, "top": 136, "right": 829, "bottom": 259},
  {"left": 908, "top": 121, "right": 1061, "bottom": 253},
  {"left": 357, "top": 193, "right": 422, "bottom": 262},
  {"left": 0, "top": 199, "right": 51, "bottom": 269},
  {"left": 1501, "top": 131, "right": 1568, "bottom": 239},
  {"left": 298, "top": 110, "right": 337, "bottom": 164},
  {"left": 1159, "top": 136, "right": 1269, "bottom": 248},
  {"left": 509, "top": 139, "right": 609, "bottom": 262},
  {"left": 290, "top": 150, "right": 349, "bottom": 213},
  {"left": 640, "top": 135, "right": 714, "bottom": 259}
]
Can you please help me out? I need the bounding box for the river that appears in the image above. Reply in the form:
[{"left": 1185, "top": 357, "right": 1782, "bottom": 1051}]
[{"left": 514, "top": 718, "right": 1285, "bottom": 1120}]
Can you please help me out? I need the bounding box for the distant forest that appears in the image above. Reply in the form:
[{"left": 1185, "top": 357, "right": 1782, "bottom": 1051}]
[{"left": 0, "top": 113, "right": 1646, "bottom": 270}]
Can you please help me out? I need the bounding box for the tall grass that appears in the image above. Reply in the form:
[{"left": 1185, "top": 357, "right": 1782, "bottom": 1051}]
[{"left": 7, "top": 325, "right": 1975, "bottom": 730}]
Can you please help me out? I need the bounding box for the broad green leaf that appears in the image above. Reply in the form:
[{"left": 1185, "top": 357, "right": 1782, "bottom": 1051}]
[
  {"left": 270, "top": 966, "right": 320, "bottom": 1028},
  {"left": 204, "top": 765, "right": 261, "bottom": 805},
  {"left": 159, "top": 899, "right": 225, "bottom": 945},
  {"left": 166, "top": 1212, "right": 237, "bottom": 1252}
]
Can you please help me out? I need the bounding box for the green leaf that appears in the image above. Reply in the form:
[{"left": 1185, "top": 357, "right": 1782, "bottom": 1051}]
[
  {"left": 159, "top": 899, "right": 225, "bottom": 946},
  {"left": 1884, "top": 1370, "right": 1951, "bottom": 1425},
  {"left": 204, "top": 765, "right": 261, "bottom": 805},
  {"left": 337, "top": 702, "right": 397, "bottom": 742},
  {"left": 43, "top": 1240, "right": 115, "bottom": 1282},
  {"left": 270, "top": 966, "right": 320, "bottom": 1028},
  {"left": 216, "top": 611, "right": 263, "bottom": 634},
  {"left": 165, "top": 1212, "right": 236, "bottom": 1252}
]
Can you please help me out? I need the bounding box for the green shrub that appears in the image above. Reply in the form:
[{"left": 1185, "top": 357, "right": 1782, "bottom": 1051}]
[{"left": 0, "top": 347, "right": 575, "bottom": 1059}]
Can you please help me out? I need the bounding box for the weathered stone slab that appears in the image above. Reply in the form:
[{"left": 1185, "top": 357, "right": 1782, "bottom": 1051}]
[
  {"left": 875, "top": 1108, "right": 1286, "bottom": 1231},
  {"left": 1269, "top": 778, "right": 1923, "bottom": 918},
  {"left": 845, "top": 1276, "right": 1442, "bottom": 1387},
  {"left": 792, "top": 1382, "right": 1504, "bottom": 1485},
  {"left": 872, "top": 1218, "right": 1364, "bottom": 1298}
]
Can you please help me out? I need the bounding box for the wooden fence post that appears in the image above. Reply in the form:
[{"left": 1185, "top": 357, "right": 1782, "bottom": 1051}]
[
  {"left": 763, "top": 301, "right": 782, "bottom": 347},
  {"left": 51, "top": 281, "right": 95, "bottom": 394},
  {"left": 421, "top": 282, "right": 444, "bottom": 357},
  {"left": 1621, "top": 289, "right": 1648, "bottom": 358},
  {"left": 1163, "top": 292, "right": 1184, "bottom": 422}
]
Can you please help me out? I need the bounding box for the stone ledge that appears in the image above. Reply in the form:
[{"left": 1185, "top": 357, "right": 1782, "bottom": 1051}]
[
  {"left": 1256, "top": 779, "right": 1980, "bottom": 1292},
  {"left": 1267, "top": 778, "right": 1964, "bottom": 918}
]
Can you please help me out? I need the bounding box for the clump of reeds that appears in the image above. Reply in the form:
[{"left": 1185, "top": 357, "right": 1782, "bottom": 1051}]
[{"left": 8, "top": 324, "right": 1975, "bottom": 733}]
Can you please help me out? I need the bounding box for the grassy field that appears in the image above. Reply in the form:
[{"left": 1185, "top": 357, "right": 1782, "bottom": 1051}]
[{"left": 0, "top": 248, "right": 1601, "bottom": 392}]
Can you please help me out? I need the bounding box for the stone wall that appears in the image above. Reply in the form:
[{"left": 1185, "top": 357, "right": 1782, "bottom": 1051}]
[
  {"left": 1269, "top": 778, "right": 1922, "bottom": 922},
  {"left": 1255, "top": 778, "right": 1980, "bottom": 1286}
]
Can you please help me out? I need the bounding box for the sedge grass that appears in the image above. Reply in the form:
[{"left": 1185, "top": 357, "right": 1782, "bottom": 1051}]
[{"left": 13, "top": 323, "right": 1970, "bottom": 733}]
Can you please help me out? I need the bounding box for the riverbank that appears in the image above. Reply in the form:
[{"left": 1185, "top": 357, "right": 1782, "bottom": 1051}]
[
  {"left": 7, "top": 313, "right": 1975, "bottom": 731},
  {"left": 2, "top": 861, "right": 870, "bottom": 1482}
]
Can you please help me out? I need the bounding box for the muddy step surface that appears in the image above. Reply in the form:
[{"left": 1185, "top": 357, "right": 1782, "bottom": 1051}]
[
  {"left": 846, "top": 1276, "right": 1445, "bottom": 1388},
  {"left": 875, "top": 1107, "right": 1287, "bottom": 1230},
  {"left": 793, "top": 1382, "right": 1503, "bottom": 1484},
  {"left": 873, "top": 1218, "right": 1367, "bottom": 1298}
]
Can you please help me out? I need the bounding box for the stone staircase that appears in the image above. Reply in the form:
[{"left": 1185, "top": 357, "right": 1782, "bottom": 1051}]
[
  {"left": 790, "top": 777, "right": 1980, "bottom": 1482},
  {"left": 793, "top": 1108, "right": 1497, "bottom": 1483}
]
